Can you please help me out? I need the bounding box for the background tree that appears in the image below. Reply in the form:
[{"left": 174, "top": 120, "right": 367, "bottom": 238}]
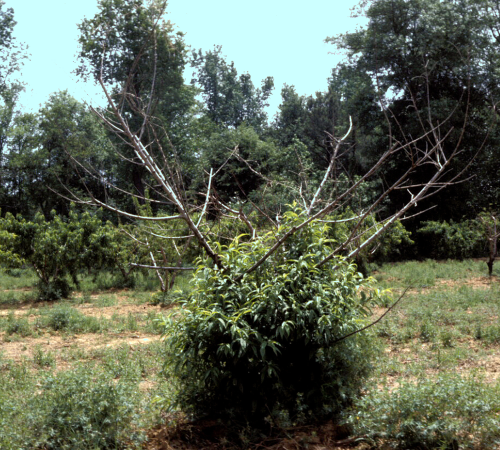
[
  {"left": 328, "top": 0, "right": 500, "bottom": 223},
  {"left": 1, "top": 92, "right": 116, "bottom": 218},
  {"left": 76, "top": 0, "right": 195, "bottom": 206},
  {"left": 0, "top": 0, "right": 27, "bottom": 212},
  {"left": 191, "top": 45, "right": 274, "bottom": 132}
]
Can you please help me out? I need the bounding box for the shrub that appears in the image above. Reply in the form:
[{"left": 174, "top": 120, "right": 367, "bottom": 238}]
[
  {"left": 161, "top": 206, "right": 383, "bottom": 426},
  {"left": 5, "top": 313, "right": 33, "bottom": 337},
  {"left": 37, "top": 368, "right": 144, "bottom": 449},
  {"left": 418, "top": 219, "right": 484, "bottom": 260},
  {"left": 349, "top": 374, "right": 500, "bottom": 449},
  {"left": 43, "top": 305, "right": 102, "bottom": 333}
]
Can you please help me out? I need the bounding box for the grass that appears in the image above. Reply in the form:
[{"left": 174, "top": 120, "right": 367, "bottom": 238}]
[
  {"left": 351, "top": 259, "right": 500, "bottom": 449},
  {"left": 1, "top": 259, "right": 500, "bottom": 448},
  {"left": 374, "top": 258, "right": 493, "bottom": 288}
]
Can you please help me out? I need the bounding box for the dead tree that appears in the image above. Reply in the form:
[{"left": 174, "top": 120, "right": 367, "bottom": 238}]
[{"left": 63, "top": 14, "right": 490, "bottom": 287}]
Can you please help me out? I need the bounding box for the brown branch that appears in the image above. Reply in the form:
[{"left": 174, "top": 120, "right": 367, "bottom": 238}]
[{"left": 331, "top": 287, "right": 410, "bottom": 345}]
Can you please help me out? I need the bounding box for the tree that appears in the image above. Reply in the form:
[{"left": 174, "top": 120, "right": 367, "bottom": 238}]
[
  {"left": 1, "top": 92, "right": 116, "bottom": 218},
  {"left": 0, "top": 0, "right": 27, "bottom": 211},
  {"left": 191, "top": 46, "right": 274, "bottom": 131},
  {"left": 327, "top": 0, "right": 500, "bottom": 220},
  {"left": 65, "top": 3, "right": 482, "bottom": 427},
  {"left": 0, "top": 208, "right": 121, "bottom": 300},
  {"left": 76, "top": 0, "right": 195, "bottom": 204}
]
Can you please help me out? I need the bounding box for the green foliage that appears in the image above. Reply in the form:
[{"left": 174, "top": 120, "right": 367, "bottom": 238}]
[
  {"left": 2, "top": 92, "right": 117, "bottom": 218},
  {"left": 349, "top": 374, "right": 500, "bottom": 449},
  {"left": 37, "top": 368, "right": 144, "bottom": 450},
  {"left": 5, "top": 312, "right": 32, "bottom": 337},
  {"left": 43, "top": 305, "right": 101, "bottom": 333},
  {"left": 33, "top": 345, "right": 56, "bottom": 368},
  {"left": 330, "top": 210, "right": 413, "bottom": 271},
  {"left": 0, "top": 207, "right": 124, "bottom": 300},
  {"left": 418, "top": 219, "right": 484, "bottom": 260},
  {"left": 196, "top": 124, "right": 278, "bottom": 203},
  {"left": 327, "top": 0, "right": 500, "bottom": 219},
  {"left": 162, "top": 206, "right": 383, "bottom": 424},
  {"left": 191, "top": 45, "right": 274, "bottom": 130}
]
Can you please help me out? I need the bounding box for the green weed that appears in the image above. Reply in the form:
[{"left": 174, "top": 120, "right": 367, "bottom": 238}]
[
  {"left": 5, "top": 312, "right": 33, "bottom": 337},
  {"left": 41, "top": 305, "right": 103, "bottom": 333},
  {"left": 33, "top": 345, "right": 56, "bottom": 368},
  {"left": 349, "top": 374, "right": 500, "bottom": 449}
]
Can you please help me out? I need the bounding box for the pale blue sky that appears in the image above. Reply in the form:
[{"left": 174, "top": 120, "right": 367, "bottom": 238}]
[{"left": 5, "top": 0, "right": 366, "bottom": 119}]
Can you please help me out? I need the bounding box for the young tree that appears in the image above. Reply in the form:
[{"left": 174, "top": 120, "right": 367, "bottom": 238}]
[{"left": 0, "top": 208, "right": 122, "bottom": 300}]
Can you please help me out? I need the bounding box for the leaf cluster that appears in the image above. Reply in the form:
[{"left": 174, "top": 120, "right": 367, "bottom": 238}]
[{"left": 162, "top": 206, "right": 383, "bottom": 425}]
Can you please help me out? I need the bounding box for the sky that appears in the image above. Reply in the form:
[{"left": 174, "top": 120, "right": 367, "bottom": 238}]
[{"left": 4, "top": 0, "right": 367, "bottom": 119}]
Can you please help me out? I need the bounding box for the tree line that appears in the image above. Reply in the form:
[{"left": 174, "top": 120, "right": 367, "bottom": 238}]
[{"left": 1, "top": 0, "right": 500, "bottom": 260}]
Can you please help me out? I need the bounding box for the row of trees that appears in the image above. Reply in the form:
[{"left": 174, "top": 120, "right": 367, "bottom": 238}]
[{"left": 2, "top": 0, "right": 500, "bottom": 226}]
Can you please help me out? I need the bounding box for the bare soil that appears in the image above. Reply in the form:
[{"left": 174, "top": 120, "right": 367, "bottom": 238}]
[{"left": 0, "top": 289, "right": 164, "bottom": 366}]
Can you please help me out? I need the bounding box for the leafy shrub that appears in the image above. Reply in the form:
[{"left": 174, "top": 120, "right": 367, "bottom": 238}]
[
  {"left": 37, "top": 368, "right": 144, "bottom": 449},
  {"left": 36, "top": 278, "right": 72, "bottom": 302},
  {"left": 418, "top": 220, "right": 484, "bottom": 260},
  {"left": 349, "top": 374, "right": 500, "bottom": 449},
  {"left": 5, "top": 312, "right": 32, "bottom": 337},
  {"left": 43, "top": 305, "right": 101, "bottom": 333},
  {"left": 162, "top": 206, "right": 383, "bottom": 425}
]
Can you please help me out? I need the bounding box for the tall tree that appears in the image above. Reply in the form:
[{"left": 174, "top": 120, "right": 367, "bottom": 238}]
[
  {"left": 2, "top": 92, "right": 115, "bottom": 218},
  {"left": 327, "top": 0, "right": 500, "bottom": 219},
  {"left": 76, "top": 0, "right": 194, "bottom": 204},
  {"left": 0, "top": 0, "right": 27, "bottom": 211},
  {"left": 191, "top": 46, "right": 274, "bottom": 131}
]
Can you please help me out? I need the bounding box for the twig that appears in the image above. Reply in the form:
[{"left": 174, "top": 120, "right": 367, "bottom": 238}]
[{"left": 331, "top": 287, "right": 410, "bottom": 345}]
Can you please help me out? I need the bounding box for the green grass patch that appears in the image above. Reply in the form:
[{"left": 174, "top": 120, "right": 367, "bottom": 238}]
[
  {"left": 375, "top": 259, "right": 490, "bottom": 289},
  {"left": 0, "top": 268, "right": 37, "bottom": 290},
  {"left": 349, "top": 374, "right": 500, "bottom": 449}
]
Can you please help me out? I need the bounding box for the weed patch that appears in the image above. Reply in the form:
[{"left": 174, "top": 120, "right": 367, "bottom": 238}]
[{"left": 350, "top": 374, "right": 500, "bottom": 449}]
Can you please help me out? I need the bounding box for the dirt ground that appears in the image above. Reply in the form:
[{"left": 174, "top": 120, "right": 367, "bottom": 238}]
[{"left": 2, "top": 275, "right": 499, "bottom": 449}]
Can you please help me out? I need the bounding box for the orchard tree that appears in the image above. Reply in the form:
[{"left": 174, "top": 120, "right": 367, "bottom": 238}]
[
  {"left": 0, "top": 208, "right": 123, "bottom": 300},
  {"left": 71, "top": 48, "right": 476, "bottom": 431},
  {"left": 63, "top": 0, "right": 487, "bottom": 428}
]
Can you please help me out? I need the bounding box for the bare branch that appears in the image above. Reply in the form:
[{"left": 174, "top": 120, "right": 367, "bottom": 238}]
[
  {"left": 129, "top": 263, "right": 195, "bottom": 271},
  {"left": 307, "top": 116, "right": 353, "bottom": 215}
]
